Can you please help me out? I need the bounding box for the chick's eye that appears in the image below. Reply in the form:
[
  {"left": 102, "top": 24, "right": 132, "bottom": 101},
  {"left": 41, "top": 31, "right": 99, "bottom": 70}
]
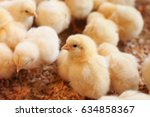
[
  {"left": 25, "top": 10, "right": 29, "bottom": 13},
  {"left": 72, "top": 44, "right": 78, "bottom": 48}
]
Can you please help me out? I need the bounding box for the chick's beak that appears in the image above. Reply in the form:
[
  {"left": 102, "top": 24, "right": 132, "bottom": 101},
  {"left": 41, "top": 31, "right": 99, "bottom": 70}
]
[
  {"left": 17, "top": 66, "right": 21, "bottom": 73},
  {"left": 62, "top": 44, "right": 71, "bottom": 50},
  {"left": 30, "top": 12, "right": 37, "bottom": 18}
]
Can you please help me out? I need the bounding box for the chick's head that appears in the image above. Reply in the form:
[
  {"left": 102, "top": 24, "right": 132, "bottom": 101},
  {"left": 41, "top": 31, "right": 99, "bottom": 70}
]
[
  {"left": 19, "top": 0, "right": 37, "bottom": 17},
  {"left": 13, "top": 41, "right": 39, "bottom": 72},
  {"left": 98, "top": 43, "right": 119, "bottom": 56},
  {"left": 62, "top": 34, "right": 97, "bottom": 60}
]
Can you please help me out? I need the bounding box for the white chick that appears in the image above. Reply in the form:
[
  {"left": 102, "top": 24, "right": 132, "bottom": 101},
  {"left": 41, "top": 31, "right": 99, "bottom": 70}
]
[
  {"left": 0, "top": 0, "right": 37, "bottom": 29},
  {"left": 13, "top": 41, "right": 40, "bottom": 71},
  {"left": 59, "top": 34, "right": 110, "bottom": 99},
  {"left": 142, "top": 55, "right": 150, "bottom": 93},
  {"left": 0, "top": 8, "right": 27, "bottom": 50},
  {"left": 0, "top": 43, "right": 16, "bottom": 79},
  {"left": 98, "top": 43, "right": 140, "bottom": 94},
  {"left": 13, "top": 26, "right": 60, "bottom": 72},
  {"left": 36, "top": 0, "right": 71, "bottom": 34},
  {"left": 98, "top": 3, "right": 144, "bottom": 41},
  {"left": 65, "top": 0, "right": 93, "bottom": 19},
  {"left": 83, "top": 12, "right": 119, "bottom": 46},
  {"left": 100, "top": 90, "right": 150, "bottom": 100}
]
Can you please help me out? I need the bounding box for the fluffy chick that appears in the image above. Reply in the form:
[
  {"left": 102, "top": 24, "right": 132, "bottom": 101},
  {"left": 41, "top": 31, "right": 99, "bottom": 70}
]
[
  {"left": 0, "top": 8, "right": 27, "bottom": 50},
  {"left": 36, "top": 0, "right": 71, "bottom": 34},
  {"left": 0, "top": 43, "right": 16, "bottom": 79},
  {"left": 93, "top": 0, "right": 135, "bottom": 10},
  {"left": 58, "top": 34, "right": 110, "bottom": 99},
  {"left": 100, "top": 90, "right": 150, "bottom": 100},
  {"left": 83, "top": 12, "right": 119, "bottom": 46},
  {"left": 0, "top": 0, "right": 37, "bottom": 29},
  {"left": 98, "top": 3, "right": 144, "bottom": 41},
  {"left": 13, "top": 26, "right": 60, "bottom": 71},
  {"left": 98, "top": 43, "right": 140, "bottom": 94},
  {"left": 65, "top": 0, "right": 93, "bottom": 19},
  {"left": 142, "top": 55, "right": 150, "bottom": 93},
  {"left": 13, "top": 41, "right": 40, "bottom": 72}
]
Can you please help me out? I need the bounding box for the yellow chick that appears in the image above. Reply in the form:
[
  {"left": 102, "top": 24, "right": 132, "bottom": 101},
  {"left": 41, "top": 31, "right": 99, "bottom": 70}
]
[
  {"left": 98, "top": 3, "right": 144, "bottom": 41},
  {"left": 107, "top": 0, "right": 135, "bottom": 6},
  {"left": 142, "top": 55, "right": 150, "bottom": 93},
  {"left": 0, "top": 43, "right": 16, "bottom": 79},
  {"left": 0, "top": 0, "right": 37, "bottom": 29},
  {"left": 83, "top": 12, "right": 119, "bottom": 46},
  {"left": 100, "top": 90, "right": 150, "bottom": 100},
  {"left": 98, "top": 43, "right": 140, "bottom": 94},
  {"left": 13, "top": 26, "right": 60, "bottom": 72},
  {"left": 93, "top": 0, "right": 135, "bottom": 10},
  {"left": 58, "top": 34, "right": 110, "bottom": 99},
  {"left": 65, "top": 0, "right": 93, "bottom": 19},
  {"left": 0, "top": 8, "right": 27, "bottom": 50},
  {"left": 36, "top": 0, "right": 71, "bottom": 34}
]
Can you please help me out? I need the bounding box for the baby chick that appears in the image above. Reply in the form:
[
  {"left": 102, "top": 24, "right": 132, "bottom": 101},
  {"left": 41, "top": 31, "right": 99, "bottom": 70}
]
[
  {"left": 58, "top": 34, "right": 110, "bottom": 99},
  {"left": 13, "top": 26, "right": 60, "bottom": 72},
  {"left": 0, "top": 43, "right": 16, "bottom": 79},
  {"left": 142, "top": 55, "right": 150, "bottom": 93},
  {"left": 98, "top": 3, "right": 144, "bottom": 41},
  {"left": 93, "top": 0, "right": 135, "bottom": 10},
  {"left": 0, "top": 8, "right": 27, "bottom": 50},
  {"left": 83, "top": 12, "right": 119, "bottom": 46},
  {"left": 65, "top": 0, "right": 93, "bottom": 19},
  {"left": 100, "top": 90, "right": 150, "bottom": 100},
  {"left": 36, "top": 0, "right": 71, "bottom": 34},
  {"left": 13, "top": 41, "right": 40, "bottom": 72},
  {"left": 98, "top": 43, "right": 140, "bottom": 94},
  {"left": 0, "top": 0, "right": 37, "bottom": 29}
]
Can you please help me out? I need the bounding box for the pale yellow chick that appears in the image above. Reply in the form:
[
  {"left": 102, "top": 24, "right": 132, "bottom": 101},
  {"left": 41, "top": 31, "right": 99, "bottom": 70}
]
[
  {"left": 93, "top": 0, "right": 135, "bottom": 10},
  {"left": 98, "top": 43, "right": 140, "bottom": 94},
  {"left": 0, "top": 8, "right": 27, "bottom": 50},
  {"left": 0, "top": 43, "right": 16, "bottom": 79},
  {"left": 65, "top": 0, "right": 93, "bottom": 19},
  {"left": 0, "top": 0, "right": 37, "bottom": 29},
  {"left": 58, "top": 34, "right": 110, "bottom": 99},
  {"left": 98, "top": 3, "right": 144, "bottom": 41},
  {"left": 100, "top": 90, "right": 150, "bottom": 100},
  {"left": 142, "top": 55, "right": 150, "bottom": 93},
  {"left": 13, "top": 26, "right": 60, "bottom": 72},
  {"left": 83, "top": 12, "right": 119, "bottom": 46},
  {"left": 36, "top": 0, "right": 71, "bottom": 34}
]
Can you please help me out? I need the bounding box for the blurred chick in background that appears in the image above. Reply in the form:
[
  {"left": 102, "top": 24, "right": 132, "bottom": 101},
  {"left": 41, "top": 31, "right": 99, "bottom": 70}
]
[
  {"left": 65, "top": 0, "right": 93, "bottom": 19},
  {"left": 0, "top": 43, "right": 16, "bottom": 79},
  {"left": 83, "top": 12, "right": 119, "bottom": 46},
  {"left": 93, "top": 0, "right": 135, "bottom": 10},
  {"left": 0, "top": 8, "right": 27, "bottom": 50},
  {"left": 98, "top": 2, "right": 144, "bottom": 41},
  {"left": 142, "top": 55, "right": 150, "bottom": 93},
  {"left": 13, "top": 26, "right": 60, "bottom": 72},
  {"left": 0, "top": 0, "right": 37, "bottom": 29},
  {"left": 58, "top": 34, "right": 110, "bottom": 99},
  {"left": 36, "top": 0, "right": 71, "bottom": 34},
  {"left": 98, "top": 43, "right": 140, "bottom": 94},
  {"left": 100, "top": 90, "right": 150, "bottom": 100}
]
